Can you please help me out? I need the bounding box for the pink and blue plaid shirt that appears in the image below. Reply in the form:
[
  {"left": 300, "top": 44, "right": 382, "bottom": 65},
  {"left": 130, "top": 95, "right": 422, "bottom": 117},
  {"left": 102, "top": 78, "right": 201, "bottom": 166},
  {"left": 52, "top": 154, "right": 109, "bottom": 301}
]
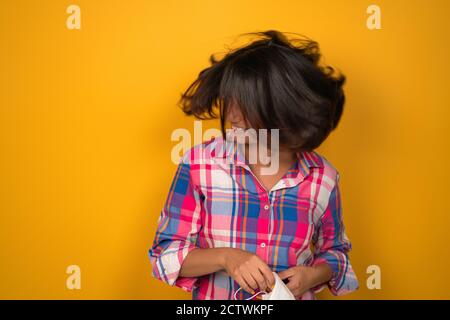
[{"left": 148, "top": 136, "right": 359, "bottom": 300}]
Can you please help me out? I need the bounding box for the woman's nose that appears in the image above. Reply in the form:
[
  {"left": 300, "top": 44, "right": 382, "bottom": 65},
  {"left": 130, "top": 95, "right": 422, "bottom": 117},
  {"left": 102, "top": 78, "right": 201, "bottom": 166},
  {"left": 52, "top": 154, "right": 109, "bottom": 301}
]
[{"left": 227, "top": 111, "right": 242, "bottom": 123}]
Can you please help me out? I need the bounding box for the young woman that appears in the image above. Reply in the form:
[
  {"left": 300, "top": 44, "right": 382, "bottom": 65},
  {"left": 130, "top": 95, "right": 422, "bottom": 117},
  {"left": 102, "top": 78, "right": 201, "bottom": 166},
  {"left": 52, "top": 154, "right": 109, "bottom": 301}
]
[{"left": 148, "top": 30, "right": 359, "bottom": 300}]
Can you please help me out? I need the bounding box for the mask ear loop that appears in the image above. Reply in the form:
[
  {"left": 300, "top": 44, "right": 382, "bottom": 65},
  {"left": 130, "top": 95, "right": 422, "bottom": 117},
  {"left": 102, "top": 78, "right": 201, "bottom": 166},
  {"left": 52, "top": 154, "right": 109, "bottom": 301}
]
[{"left": 233, "top": 286, "right": 268, "bottom": 300}]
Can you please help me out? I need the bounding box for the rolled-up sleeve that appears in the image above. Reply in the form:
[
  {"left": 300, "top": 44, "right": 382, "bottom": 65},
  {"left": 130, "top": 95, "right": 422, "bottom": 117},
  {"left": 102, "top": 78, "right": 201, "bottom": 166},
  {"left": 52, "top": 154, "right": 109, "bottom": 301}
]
[
  {"left": 148, "top": 159, "right": 203, "bottom": 293},
  {"left": 310, "top": 173, "right": 359, "bottom": 296}
]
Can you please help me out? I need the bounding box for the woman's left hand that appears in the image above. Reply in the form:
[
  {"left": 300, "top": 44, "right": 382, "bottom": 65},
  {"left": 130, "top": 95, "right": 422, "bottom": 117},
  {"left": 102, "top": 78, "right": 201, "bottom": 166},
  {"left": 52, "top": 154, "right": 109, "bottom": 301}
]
[
  {"left": 278, "top": 264, "right": 333, "bottom": 299},
  {"left": 278, "top": 266, "right": 315, "bottom": 298}
]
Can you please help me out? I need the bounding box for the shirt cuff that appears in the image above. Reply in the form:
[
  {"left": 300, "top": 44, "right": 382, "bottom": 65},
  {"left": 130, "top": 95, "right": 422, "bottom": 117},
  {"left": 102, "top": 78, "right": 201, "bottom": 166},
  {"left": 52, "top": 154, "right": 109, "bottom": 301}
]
[
  {"left": 149, "top": 241, "right": 200, "bottom": 293},
  {"left": 310, "top": 252, "right": 359, "bottom": 296}
]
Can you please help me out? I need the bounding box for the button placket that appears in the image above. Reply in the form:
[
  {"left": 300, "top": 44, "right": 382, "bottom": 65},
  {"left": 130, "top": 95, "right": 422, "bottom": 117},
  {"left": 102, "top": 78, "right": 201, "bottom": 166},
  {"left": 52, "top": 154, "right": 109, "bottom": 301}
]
[
  {"left": 260, "top": 194, "right": 271, "bottom": 260},
  {"left": 262, "top": 193, "right": 273, "bottom": 261},
  {"left": 239, "top": 163, "right": 272, "bottom": 262}
]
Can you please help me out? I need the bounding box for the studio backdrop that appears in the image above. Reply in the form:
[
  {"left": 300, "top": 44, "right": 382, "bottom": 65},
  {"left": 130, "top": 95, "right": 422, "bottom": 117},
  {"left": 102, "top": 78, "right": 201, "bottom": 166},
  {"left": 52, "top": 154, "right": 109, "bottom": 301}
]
[{"left": 0, "top": 0, "right": 449, "bottom": 299}]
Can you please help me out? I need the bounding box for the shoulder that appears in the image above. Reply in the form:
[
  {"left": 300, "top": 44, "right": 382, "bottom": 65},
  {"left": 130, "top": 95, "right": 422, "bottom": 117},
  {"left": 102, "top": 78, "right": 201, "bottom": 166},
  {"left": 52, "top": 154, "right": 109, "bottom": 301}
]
[
  {"left": 180, "top": 135, "right": 226, "bottom": 165},
  {"left": 307, "top": 150, "right": 341, "bottom": 190},
  {"left": 307, "top": 151, "right": 343, "bottom": 219},
  {"left": 177, "top": 136, "right": 225, "bottom": 192}
]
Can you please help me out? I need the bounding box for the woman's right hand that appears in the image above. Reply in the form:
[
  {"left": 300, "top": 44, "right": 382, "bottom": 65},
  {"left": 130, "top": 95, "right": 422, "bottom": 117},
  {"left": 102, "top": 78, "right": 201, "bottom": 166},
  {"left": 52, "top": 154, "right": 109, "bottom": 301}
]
[{"left": 220, "top": 248, "right": 275, "bottom": 294}]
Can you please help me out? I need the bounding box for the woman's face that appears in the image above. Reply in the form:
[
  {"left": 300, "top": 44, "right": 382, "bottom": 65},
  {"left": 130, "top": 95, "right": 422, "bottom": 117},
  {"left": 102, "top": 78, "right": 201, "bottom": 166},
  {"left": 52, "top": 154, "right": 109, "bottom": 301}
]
[
  {"left": 224, "top": 102, "right": 282, "bottom": 153},
  {"left": 225, "top": 102, "right": 259, "bottom": 146},
  {"left": 226, "top": 102, "right": 251, "bottom": 129}
]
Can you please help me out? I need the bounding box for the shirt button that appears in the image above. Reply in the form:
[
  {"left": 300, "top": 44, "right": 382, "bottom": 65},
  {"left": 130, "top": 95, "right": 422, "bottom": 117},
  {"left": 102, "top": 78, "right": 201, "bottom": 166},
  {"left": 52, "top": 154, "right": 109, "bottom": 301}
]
[
  {"left": 264, "top": 204, "right": 270, "bottom": 210},
  {"left": 260, "top": 242, "right": 266, "bottom": 248}
]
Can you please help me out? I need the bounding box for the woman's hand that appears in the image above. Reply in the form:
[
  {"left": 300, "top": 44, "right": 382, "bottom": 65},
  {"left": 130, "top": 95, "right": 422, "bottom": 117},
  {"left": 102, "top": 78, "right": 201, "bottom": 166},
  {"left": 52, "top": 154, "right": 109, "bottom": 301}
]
[
  {"left": 278, "top": 263, "right": 333, "bottom": 299},
  {"left": 220, "top": 248, "right": 275, "bottom": 294}
]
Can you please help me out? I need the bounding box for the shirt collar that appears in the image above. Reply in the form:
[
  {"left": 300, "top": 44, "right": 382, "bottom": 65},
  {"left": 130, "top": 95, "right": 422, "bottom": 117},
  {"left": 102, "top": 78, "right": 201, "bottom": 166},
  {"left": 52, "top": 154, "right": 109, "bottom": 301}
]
[{"left": 212, "top": 137, "right": 323, "bottom": 189}]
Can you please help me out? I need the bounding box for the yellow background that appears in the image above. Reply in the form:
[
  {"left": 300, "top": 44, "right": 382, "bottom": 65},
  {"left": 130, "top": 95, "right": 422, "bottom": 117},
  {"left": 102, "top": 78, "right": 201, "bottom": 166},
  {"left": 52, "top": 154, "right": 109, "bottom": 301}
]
[{"left": 1, "top": 0, "right": 449, "bottom": 299}]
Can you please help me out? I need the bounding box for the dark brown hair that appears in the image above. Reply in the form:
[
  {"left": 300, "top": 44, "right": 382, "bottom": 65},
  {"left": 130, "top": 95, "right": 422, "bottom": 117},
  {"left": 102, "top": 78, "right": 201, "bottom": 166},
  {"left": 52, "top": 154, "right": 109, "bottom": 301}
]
[{"left": 178, "top": 30, "right": 345, "bottom": 152}]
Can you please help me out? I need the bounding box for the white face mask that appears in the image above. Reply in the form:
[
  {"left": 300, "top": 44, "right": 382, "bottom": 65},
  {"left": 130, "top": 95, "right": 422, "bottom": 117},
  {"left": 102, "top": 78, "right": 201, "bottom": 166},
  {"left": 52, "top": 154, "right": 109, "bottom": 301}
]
[{"left": 233, "top": 272, "right": 296, "bottom": 300}]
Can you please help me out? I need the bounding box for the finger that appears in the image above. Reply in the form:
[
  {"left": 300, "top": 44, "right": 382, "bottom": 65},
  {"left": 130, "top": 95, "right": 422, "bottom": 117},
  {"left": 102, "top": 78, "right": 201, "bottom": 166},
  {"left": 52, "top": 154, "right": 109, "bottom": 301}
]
[
  {"left": 241, "top": 269, "right": 259, "bottom": 292},
  {"left": 278, "top": 268, "right": 296, "bottom": 280},
  {"left": 285, "top": 282, "right": 301, "bottom": 297},
  {"left": 293, "top": 288, "right": 306, "bottom": 299},
  {"left": 250, "top": 267, "right": 267, "bottom": 292},
  {"left": 292, "top": 290, "right": 301, "bottom": 299},
  {"left": 235, "top": 274, "right": 253, "bottom": 295},
  {"left": 258, "top": 263, "right": 276, "bottom": 288},
  {"left": 285, "top": 278, "right": 299, "bottom": 291}
]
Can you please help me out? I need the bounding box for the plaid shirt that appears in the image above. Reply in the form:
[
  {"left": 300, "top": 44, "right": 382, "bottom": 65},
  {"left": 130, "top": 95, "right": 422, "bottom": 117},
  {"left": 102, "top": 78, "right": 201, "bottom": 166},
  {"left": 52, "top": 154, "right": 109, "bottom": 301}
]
[{"left": 148, "top": 136, "right": 359, "bottom": 300}]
